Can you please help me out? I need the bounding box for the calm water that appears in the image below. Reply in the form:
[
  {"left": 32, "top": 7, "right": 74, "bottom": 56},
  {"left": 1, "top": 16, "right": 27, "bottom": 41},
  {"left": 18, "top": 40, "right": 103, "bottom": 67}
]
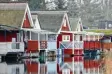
[{"left": 0, "top": 55, "right": 106, "bottom": 74}]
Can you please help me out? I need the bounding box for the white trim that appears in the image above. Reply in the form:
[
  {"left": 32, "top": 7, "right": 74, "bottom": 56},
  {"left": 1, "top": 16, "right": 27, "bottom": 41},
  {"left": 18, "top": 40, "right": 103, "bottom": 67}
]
[
  {"left": 58, "top": 13, "right": 71, "bottom": 34},
  {"left": 21, "top": 28, "right": 59, "bottom": 34},
  {"left": 62, "top": 69, "right": 70, "bottom": 74},
  {"left": 72, "top": 34, "right": 74, "bottom": 54},
  {"left": 61, "top": 63, "right": 72, "bottom": 70},
  {"left": 61, "top": 31, "right": 104, "bottom": 36},
  {"left": 62, "top": 35, "right": 70, "bottom": 42},
  {"left": 20, "top": 4, "right": 28, "bottom": 29},
  {"left": 27, "top": 5, "right": 35, "bottom": 28},
  {"left": 35, "top": 15, "right": 41, "bottom": 29},
  {"left": 76, "top": 18, "right": 83, "bottom": 32},
  {"left": 21, "top": 4, "right": 35, "bottom": 29},
  {"left": 65, "top": 13, "right": 71, "bottom": 31}
]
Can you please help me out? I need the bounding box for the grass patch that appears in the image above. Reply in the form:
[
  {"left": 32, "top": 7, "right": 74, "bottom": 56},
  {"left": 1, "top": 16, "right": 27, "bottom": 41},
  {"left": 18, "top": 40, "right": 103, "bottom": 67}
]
[{"left": 85, "top": 29, "right": 112, "bottom": 35}]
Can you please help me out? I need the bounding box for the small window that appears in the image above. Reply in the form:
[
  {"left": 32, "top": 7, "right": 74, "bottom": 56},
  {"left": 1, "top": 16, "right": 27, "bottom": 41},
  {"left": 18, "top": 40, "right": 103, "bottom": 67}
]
[
  {"left": 12, "top": 43, "right": 20, "bottom": 49},
  {"left": 62, "top": 35, "right": 70, "bottom": 41},
  {"left": 62, "top": 69, "right": 70, "bottom": 74},
  {"left": 108, "top": 24, "right": 112, "bottom": 27}
]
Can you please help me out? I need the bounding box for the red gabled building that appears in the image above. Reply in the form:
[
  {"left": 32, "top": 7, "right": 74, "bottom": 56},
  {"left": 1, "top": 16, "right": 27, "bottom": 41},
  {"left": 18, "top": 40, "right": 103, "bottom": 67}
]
[{"left": 0, "top": 2, "right": 35, "bottom": 56}]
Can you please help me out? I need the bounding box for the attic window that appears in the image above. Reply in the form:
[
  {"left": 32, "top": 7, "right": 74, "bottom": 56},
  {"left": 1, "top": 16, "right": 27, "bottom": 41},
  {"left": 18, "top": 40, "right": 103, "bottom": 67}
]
[
  {"left": 62, "top": 69, "right": 70, "bottom": 74},
  {"left": 108, "top": 24, "right": 112, "bottom": 27},
  {"left": 62, "top": 35, "right": 70, "bottom": 41}
]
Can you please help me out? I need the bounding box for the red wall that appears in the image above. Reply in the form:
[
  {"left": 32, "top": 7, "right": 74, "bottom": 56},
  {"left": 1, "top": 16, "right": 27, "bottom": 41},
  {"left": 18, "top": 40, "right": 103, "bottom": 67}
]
[
  {"left": 0, "top": 31, "right": 17, "bottom": 42},
  {"left": 61, "top": 23, "right": 69, "bottom": 31},
  {"left": 74, "top": 49, "right": 83, "bottom": 55},
  {"left": 27, "top": 40, "right": 39, "bottom": 53},
  {"left": 26, "top": 61, "right": 39, "bottom": 74},
  {"left": 64, "top": 49, "right": 72, "bottom": 55},
  {"left": 23, "top": 13, "right": 31, "bottom": 28},
  {"left": 57, "top": 32, "right": 73, "bottom": 48},
  {"left": 84, "top": 41, "right": 101, "bottom": 50},
  {"left": 84, "top": 60, "right": 100, "bottom": 69},
  {"left": 74, "top": 56, "right": 83, "bottom": 62}
]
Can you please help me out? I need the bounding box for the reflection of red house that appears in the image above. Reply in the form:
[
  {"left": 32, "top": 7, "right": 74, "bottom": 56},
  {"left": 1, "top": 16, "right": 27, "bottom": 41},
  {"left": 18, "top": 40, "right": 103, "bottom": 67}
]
[
  {"left": 57, "top": 63, "right": 73, "bottom": 74},
  {"left": 84, "top": 60, "right": 100, "bottom": 68},
  {"left": 40, "top": 64, "right": 47, "bottom": 74},
  {"left": 84, "top": 59, "right": 101, "bottom": 73},
  {"left": 84, "top": 41, "right": 101, "bottom": 50},
  {"left": 26, "top": 61, "right": 39, "bottom": 74}
]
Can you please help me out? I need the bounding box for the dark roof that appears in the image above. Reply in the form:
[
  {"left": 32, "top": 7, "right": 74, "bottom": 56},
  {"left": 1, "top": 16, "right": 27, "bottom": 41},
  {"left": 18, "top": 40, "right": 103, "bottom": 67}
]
[
  {"left": 0, "top": 3, "right": 27, "bottom": 30},
  {"left": 31, "top": 11, "right": 67, "bottom": 32},
  {"left": 69, "top": 18, "right": 78, "bottom": 31},
  {"left": 0, "top": 0, "right": 28, "bottom": 3},
  {"left": 98, "top": 20, "right": 112, "bottom": 29}
]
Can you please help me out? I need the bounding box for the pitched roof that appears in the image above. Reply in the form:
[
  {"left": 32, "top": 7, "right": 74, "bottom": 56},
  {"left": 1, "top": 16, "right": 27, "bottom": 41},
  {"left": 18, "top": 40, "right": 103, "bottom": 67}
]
[
  {"left": 69, "top": 18, "right": 78, "bottom": 31},
  {"left": 31, "top": 11, "right": 67, "bottom": 32},
  {"left": 0, "top": 0, "right": 28, "bottom": 3},
  {"left": 0, "top": 3, "right": 27, "bottom": 30}
]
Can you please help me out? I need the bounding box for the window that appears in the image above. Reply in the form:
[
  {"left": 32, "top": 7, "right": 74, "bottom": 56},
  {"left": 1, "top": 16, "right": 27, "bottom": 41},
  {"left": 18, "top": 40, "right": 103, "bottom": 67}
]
[
  {"left": 108, "top": 24, "right": 112, "bottom": 27},
  {"left": 75, "top": 35, "right": 80, "bottom": 41},
  {"left": 12, "top": 43, "right": 20, "bottom": 49},
  {"left": 62, "top": 35, "right": 70, "bottom": 41},
  {"left": 17, "top": 33, "right": 20, "bottom": 42},
  {"left": 62, "top": 69, "right": 70, "bottom": 74}
]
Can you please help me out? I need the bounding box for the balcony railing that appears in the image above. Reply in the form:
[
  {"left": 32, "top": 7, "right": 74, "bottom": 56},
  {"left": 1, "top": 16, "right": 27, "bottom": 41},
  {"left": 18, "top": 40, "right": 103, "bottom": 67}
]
[
  {"left": 39, "top": 41, "right": 57, "bottom": 50},
  {"left": 59, "top": 41, "right": 83, "bottom": 49},
  {"left": 0, "top": 42, "right": 24, "bottom": 54}
]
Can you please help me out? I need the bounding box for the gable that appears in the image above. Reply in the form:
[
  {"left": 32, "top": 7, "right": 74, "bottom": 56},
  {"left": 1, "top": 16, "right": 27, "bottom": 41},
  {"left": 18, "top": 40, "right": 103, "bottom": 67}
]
[
  {"left": 31, "top": 14, "right": 41, "bottom": 29},
  {"left": 31, "top": 11, "right": 65, "bottom": 32},
  {"left": 61, "top": 14, "right": 70, "bottom": 31},
  {"left": 22, "top": 13, "right": 32, "bottom": 28},
  {"left": 76, "top": 18, "right": 83, "bottom": 31},
  {"left": 61, "top": 63, "right": 71, "bottom": 70}
]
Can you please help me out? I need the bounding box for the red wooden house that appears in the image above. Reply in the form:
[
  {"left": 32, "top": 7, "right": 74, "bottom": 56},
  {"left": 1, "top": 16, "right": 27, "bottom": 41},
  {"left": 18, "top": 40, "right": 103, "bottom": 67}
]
[
  {"left": 84, "top": 59, "right": 101, "bottom": 74},
  {"left": 57, "top": 56, "right": 84, "bottom": 74},
  {"left": 83, "top": 32, "right": 104, "bottom": 55},
  {"left": 25, "top": 60, "right": 40, "bottom": 74},
  {"left": 30, "top": 11, "right": 70, "bottom": 55},
  {"left": 0, "top": 3, "right": 35, "bottom": 56}
]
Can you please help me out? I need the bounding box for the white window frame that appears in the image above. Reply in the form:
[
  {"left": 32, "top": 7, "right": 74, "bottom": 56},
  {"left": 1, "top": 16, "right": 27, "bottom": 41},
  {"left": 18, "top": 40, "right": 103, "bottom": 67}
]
[
  {"left": 17, "top": 33, "right": 20, "bottom": 42},
  {"left": 62, "top": 35, "right": 70, "bottom": 42},
  {"left": 62, "top": 69, "right": 70, "bottom": 74}
]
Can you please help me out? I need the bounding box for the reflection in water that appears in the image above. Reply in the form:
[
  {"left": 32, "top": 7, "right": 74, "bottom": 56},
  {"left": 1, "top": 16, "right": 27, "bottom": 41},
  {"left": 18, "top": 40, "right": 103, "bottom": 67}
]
[
  {"left": 0, "top": 55, "right": 105, "bottom": 74},
  {"left": 0, "top": 61, "right": 24, "bottom": 74}
]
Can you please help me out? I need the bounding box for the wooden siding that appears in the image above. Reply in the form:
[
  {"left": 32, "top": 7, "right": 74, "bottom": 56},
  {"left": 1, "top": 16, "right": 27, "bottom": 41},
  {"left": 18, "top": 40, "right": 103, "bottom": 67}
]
[
  {"left": 57, "top": 33, "right": 73, "bottom": 48},
  {"left": 27, "top": 40, "right": 39, "bottom": 52},
  {"left": 64, "top": 49, "right": 72, "bottom": 55},
  {"left": 26, "top": 61, "right": 39, "bottom": 74},
  {"left": 61, "top": 17, "right": 70, "bottom": 31},
  {"left": 84, "top": 41, "right": 101, "bottom": 49},
  {"left": 74, "top": 56, "right": 83, "bottom": 61},
  {"left": 102, "top": 43, "right": 112, "bottom": 49},
  {"left": 64, "top": 57, "right": 73, "bottom": 62},
  {"left": 23, "top": 13, "right": 31, "bottom": 28},
  {"left": 74, "top": 49, "right": 83, "bottom": 55},
  {"left": 84, "top": 60, "right": 100, "bottom": 69},
  {"left": 0, "top": 31, "right": 17, "bottom": 42}
]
